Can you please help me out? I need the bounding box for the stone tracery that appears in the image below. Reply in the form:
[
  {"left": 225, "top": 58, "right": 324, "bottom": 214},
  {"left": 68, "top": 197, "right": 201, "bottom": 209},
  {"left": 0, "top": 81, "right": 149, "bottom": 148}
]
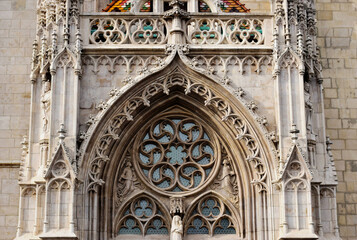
[
  {"left": 184, "top": 195, "right": 239, "bottom": 236},
  {"left": 14, "top": 0, "right": 340, "bottom": 239},
  {"left": 116, "top": 195, "right": 170, "bottom": 236},
  {"left": 83, "top": 68, "right": 271, "bottom": 195},
  {"left": 136, "top": 116, "right": 218, "bottom": 194}
]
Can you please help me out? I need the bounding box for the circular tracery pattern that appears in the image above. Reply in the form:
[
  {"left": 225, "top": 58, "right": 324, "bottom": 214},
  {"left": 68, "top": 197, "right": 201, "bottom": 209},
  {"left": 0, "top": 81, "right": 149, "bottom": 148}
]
[{"left": 137, "top": 117, "right": 217, "bottom": 194}]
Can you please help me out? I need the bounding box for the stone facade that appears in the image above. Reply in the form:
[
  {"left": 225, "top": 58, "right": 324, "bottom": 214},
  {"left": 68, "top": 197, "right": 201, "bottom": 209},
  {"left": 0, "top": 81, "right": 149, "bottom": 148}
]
[
  {"left": 316, "top": 0, "right": 357, "bottom": 239},
  {"left": 0, "top": 0, "right": 355, "bottom": 239},
  {"left": 0, "top": 0, "right": 36, "bottom": 239}
]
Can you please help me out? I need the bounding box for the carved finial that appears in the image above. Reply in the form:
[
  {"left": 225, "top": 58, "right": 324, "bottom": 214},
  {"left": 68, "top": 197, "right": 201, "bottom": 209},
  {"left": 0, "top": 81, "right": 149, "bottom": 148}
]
[
  {"left": 164, "top": 0, "right": 190, "bottom": 19},
  {"left": 290, "top": 123, "right": 299, "bottom": 142},
  {"left": 58, "top": 124, "right": 66, "bottom": 142}
]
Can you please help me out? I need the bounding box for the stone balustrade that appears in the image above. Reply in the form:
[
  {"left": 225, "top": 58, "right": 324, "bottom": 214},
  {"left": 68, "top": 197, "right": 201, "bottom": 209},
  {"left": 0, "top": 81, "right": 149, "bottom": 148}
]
[{"left": 81, "top": 13, "right": 273, "bottom": 50}]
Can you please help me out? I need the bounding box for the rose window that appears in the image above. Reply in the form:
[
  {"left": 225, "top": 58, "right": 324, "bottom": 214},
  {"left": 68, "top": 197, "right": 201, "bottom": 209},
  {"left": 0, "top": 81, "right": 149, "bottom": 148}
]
[{"left": 135, "top": 116, "right": 218, "bottom": 195}]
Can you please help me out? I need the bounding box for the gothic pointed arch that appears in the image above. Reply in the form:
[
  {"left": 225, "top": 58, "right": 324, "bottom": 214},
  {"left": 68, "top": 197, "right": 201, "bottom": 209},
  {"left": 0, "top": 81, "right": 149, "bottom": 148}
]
[{"left": 77, "top": 57, "right": 277, "bottom": 239}]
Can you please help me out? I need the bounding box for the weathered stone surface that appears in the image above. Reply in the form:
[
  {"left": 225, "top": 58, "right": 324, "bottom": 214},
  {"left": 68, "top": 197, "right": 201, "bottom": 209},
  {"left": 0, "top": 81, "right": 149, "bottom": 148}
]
[
  {"left": 0, "top": 0, "right": 355, "bottom": 239},
  {"left": 317, "top": 0, "right": 357, "bottom": 237}
]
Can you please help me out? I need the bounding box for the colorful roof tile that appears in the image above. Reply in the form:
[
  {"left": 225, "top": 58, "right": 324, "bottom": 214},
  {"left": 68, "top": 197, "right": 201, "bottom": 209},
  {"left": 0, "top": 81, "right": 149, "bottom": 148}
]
[
  {"left": 199, "top": 0, "right": 211, "bottom": 12},
  {"left": 103, "top": 0, "right": 250, "bottom": 13},
  {"left": 140, "top": 0, "right": 152, "bottom": 12},
  {"left": 220, "top": 0, "right": 250, "bottom": 13},
  {"left": 102, "top": 0, "right": 131, "bottom": 12}
]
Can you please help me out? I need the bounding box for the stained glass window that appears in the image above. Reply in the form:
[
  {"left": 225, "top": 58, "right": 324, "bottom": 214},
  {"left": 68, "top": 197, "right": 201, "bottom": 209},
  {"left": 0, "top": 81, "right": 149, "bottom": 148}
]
[
  {"left": 102, "top": 0, "right": 131, "bottom": 12},
  {"left": 199, "top": 0, "right": 211, "bottom": 12},
  {"left": 219, "top": 0, "right": 250, "bottom": 13},
  {"left": 140, "top": 0, "right": 153, "bottom": 12}
]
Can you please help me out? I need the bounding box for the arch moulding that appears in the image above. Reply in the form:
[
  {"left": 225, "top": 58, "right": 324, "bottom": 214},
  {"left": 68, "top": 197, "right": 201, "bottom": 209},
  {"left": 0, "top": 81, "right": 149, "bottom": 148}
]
[
  {"left": 76, "top": 57, "right": 279, "bottom": 239},
  {"left": 78, "top": 57, "right": 278, "bottom": 191}
]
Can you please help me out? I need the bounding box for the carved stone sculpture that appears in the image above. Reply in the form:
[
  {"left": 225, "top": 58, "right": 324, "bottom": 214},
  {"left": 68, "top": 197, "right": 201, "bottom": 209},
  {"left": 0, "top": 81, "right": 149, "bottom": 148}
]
[
  {"left": 220, "top": 158, "right": 235, "bottom": 193},
  {"left": 170, "top": 215, "right": 183, "bottom": 240},
  {"left": 40, "top": 80, "right": 51, "bottom": 138},
  {"left": 117, "top": 161, "right": 134, "bottom": 201}
]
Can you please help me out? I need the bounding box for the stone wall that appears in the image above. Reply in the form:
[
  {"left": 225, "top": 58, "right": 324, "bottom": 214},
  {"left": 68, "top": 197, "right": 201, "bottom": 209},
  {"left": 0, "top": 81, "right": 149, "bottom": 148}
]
[
  {"left": 0, "top": 0, "right": 35, "bottom": 163},
  {"left": 0, "top": 167, "right": 20, "bottom": 240},
  {"left": 0, "top": 0, "right": 36, "bottom": 239},
  {"left": 316, "top": 0, "right": 357, "bottom": 239},
  {"left": 0, "top": 0, "right": 356, "bottom": 239}
]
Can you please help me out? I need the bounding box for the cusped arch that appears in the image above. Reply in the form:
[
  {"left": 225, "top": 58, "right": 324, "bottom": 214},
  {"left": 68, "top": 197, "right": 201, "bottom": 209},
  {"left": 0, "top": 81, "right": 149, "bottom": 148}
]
[
  {"left": 114, "top": 192, "right": 172, "bottom": 236},
  {"left": 183, "top": 191, "right": 242, "bottom": 237},
  {"left": 79, "top": 58, "right": 276, "bottom": 185},
  {"left": 101, "top": 98, "right": 255, "bottom": 239}
]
